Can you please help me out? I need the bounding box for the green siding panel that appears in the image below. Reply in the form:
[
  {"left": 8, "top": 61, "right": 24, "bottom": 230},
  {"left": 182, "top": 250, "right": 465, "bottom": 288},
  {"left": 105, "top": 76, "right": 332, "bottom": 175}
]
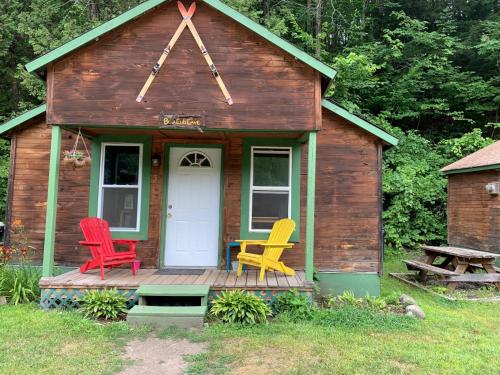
[{"left": 317, "top": 272, "right": 381, "bottom": 297}]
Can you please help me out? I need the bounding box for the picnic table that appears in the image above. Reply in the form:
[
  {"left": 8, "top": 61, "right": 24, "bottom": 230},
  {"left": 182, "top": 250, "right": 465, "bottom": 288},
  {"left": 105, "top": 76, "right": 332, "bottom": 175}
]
[{"left": 404, "top": 245, "right": 500, "bottom": 292}]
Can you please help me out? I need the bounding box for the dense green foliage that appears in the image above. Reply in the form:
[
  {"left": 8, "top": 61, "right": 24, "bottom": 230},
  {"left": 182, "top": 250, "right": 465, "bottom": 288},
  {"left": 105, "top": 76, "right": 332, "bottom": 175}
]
[
  {"left": 0, "top": 0, "right": 498, "bottom": 248},
  {"left": 271, "top": 289, "right": 315, "bottom": 320},
  {"left": 210, "top": 290, "right": 271, "bottom": 324},
  {"left": 0, "top": 265, "right": 41, "bottom": 304},
  {"left": 81, "top": 289, "right": 128, "bottom": 320}
]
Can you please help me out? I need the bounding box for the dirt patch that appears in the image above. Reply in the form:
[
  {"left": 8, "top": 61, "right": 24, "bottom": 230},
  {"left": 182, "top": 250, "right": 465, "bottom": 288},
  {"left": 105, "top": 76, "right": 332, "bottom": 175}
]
[{"left": 118, "top": 337, "right": 207, "bottom": 375}]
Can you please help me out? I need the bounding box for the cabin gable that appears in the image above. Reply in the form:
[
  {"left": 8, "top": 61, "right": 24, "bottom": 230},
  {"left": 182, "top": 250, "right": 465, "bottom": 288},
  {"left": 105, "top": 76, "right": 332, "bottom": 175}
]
[{"left": 48, "top": 1, "right": 318, "bottom": 130}]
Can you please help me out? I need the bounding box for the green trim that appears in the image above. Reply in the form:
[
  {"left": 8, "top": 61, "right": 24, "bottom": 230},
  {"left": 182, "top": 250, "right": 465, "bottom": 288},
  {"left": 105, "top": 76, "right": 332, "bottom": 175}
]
[
  {"left": 159, "top": 143, "right": 225, "bottom": 268},
  {"left": 441, "top": 164, "right": 500, "bottom": 175},
  {"left": 203, "top": 0, "right": 336, "bottom": 79},
  {"left": 25, "top": 0, "right": 336, "bottom": 81},
  {"left": 42, "top": 126, "right": 62, "bottom": 277},
  {"left": 240, "top": 138, "right": 301, "bottom": 242},
  {"left": 88, "top": 135, "right": 152, "bottom": 240},
  {"left": 317, "top": 272, "right": 381, "bottom": 297},
  {"left": 25, "top": 0, "right": 167, "bottom": 72},
  {"left": 305, "top": 132, "right": 317, "bottom": 281},
  {"left": 322, "top": 100, "right": 398, "bottom": 146},
  {"left": 0, "top": 104, "right": 46, "bottom": 136}
]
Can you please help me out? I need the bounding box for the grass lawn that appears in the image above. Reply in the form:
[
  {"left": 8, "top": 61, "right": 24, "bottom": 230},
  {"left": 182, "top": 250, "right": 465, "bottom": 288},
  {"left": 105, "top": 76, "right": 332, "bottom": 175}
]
[
  {"left": 182, "top": 255, "right": 500, "bottom": 375},
  {"left": 0, "top": 255, "right": 498, "bottom": 375},
  {"left": 0, "top": 304, "right": 149, "bottom": 375}
]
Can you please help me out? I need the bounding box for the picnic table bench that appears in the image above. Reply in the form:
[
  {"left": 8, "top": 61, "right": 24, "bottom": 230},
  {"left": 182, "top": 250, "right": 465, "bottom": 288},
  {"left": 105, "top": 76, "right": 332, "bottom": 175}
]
[{"left": 404, "top": 246, "right": 500, "bottom": 292}]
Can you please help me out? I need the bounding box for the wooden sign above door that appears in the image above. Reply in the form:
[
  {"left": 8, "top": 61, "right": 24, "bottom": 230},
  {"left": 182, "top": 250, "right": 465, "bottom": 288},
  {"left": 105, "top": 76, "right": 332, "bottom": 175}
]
[{"left": 160, "top": 113, "right": 205, "bottom": 130}]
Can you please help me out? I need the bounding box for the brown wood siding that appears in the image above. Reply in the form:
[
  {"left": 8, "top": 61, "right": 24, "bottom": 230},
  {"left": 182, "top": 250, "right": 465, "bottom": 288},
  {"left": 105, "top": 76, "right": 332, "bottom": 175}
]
[
  {"left": 9, "top": 123, "right": 91, "bottom": 265},
  {"left": 49, "top": 1, "right": 317, "bottom": 131},
  {"left": 313, "top": 110, "right": 381, "bottom": 273},
  {"left": 447, "top": 171, "right": 500, "bottom": 254},
  {"left": 9, "top": 115, "right": 382, "bottom": 272}
]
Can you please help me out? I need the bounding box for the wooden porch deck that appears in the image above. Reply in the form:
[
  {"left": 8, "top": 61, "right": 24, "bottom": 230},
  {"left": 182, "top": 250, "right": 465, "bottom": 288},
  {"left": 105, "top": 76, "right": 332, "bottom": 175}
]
[{"left": 39, "top": 268, "right": 314, "bottom": 292}]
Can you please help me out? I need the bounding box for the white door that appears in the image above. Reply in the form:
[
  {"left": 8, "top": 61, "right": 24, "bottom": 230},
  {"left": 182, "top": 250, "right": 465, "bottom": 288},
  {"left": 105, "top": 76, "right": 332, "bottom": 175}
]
[{"left": 164, "top": 147, "right": 221, "bottom": 267}]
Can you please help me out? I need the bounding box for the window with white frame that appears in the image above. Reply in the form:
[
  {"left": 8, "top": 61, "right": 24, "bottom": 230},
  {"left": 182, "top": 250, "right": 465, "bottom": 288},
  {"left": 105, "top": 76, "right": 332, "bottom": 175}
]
[
  {"left": 98, "top": 143, "right": 143, "bottom": 231},
  {"left": 250, "top": 147, "right": 292, "bottom": 231}
]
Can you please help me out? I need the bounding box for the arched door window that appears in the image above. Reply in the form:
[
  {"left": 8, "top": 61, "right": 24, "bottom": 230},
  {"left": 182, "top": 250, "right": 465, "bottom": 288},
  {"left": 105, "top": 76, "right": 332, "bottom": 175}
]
[{"left": 179, "top": 151, "right": 212, "bottom": 167}]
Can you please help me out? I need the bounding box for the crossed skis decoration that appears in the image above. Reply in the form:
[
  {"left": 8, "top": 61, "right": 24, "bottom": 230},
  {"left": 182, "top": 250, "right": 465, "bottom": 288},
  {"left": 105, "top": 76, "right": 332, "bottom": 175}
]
[{"left": 137, "top": 1, "right": 233, "bottom": 105}]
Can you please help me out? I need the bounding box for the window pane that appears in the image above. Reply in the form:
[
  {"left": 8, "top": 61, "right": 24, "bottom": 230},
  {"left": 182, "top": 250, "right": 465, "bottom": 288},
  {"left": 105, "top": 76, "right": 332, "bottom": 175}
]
[
  {"left": 104, "top": 146, "right": 140, "bottom": 185},
  {"left": 251, "top": 191, "right": 289, "bottom": 230},
  {"left": 102, "top": 188, "right": 139, "bottom": 229},
  {"left": 253, "top": 151, "right": 289, "bottom": 187}
]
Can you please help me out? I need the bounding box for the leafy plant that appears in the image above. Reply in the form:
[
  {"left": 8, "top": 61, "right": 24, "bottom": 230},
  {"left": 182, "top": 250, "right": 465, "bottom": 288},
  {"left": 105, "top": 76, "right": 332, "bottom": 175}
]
[
  {"left": 431, "top": 286, "right": 448, "bottom": 295},
  {"left": 383, "top": 292, "right": 402, "bottom": 306},
  {"left": 0, "top": 265, "right": 41, "bottom": 304},
  {"left": 80, "top": 289, "right": 127, "bottom": 321},
  {"left": 335, "top": 290, "right": 363, "bottom": 306},
  {"left": 365, "top": 293, "right": 387, "bottom": 311},
  {"left": 210, "top": 290, "right": 271, "bottom": 325},
  {"left": 271, "top": 289, "right": 315, "bottom": 320}
]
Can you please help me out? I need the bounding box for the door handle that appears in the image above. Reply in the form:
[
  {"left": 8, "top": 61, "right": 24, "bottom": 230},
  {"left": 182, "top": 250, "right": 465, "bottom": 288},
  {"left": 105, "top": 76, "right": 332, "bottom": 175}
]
[{"left": 167, "top": 213, "right": 173, "bottom": 219}]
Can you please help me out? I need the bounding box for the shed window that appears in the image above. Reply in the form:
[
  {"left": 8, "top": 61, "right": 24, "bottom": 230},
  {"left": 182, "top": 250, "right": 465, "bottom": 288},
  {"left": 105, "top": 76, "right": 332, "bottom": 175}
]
[
  {"left": 250, "top": 147, "right": 292, "bottom": 231},
  {"left": 98, "top": 143, "right": 143, "bottom": 231}
]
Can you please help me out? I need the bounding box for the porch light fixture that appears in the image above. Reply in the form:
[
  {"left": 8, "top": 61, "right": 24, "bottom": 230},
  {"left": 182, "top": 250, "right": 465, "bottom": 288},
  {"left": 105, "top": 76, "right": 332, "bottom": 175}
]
[{"left": 152, "top": 153, "right": 161, "bottom": 167}]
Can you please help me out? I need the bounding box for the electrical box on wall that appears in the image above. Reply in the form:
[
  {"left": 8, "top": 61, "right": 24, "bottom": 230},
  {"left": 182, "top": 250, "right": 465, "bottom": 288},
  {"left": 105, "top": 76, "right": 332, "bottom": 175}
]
[{"left": 485, "top": 182, "right": 500, "bottom": 195}]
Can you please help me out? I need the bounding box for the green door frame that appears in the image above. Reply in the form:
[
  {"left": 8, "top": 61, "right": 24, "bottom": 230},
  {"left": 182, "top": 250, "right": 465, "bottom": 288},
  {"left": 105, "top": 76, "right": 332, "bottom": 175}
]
[
  {"left": 159, "top": 143, "right": 226, "bottom": 268},
  {"left": 42, "top": 125, "right": 62, "bottom": 277}
]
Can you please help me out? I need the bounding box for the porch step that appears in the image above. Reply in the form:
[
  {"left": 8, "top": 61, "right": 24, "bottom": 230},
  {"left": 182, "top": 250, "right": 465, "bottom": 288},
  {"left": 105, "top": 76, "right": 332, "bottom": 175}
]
[
  {"left": 127, "top": 305, "right": 207, "bottom": 329},
  {"left": 136, "top": 284, "right": 210, "bottom": 306},
  {"left": 128, "top": 284, "right": 210, "bottom": 328}
]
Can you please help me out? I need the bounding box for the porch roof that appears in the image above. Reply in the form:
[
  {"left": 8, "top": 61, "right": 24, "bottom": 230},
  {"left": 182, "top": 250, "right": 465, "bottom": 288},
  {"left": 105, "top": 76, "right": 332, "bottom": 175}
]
[{"left": 25, "top": 0, "right": 336, "bottom": 81}]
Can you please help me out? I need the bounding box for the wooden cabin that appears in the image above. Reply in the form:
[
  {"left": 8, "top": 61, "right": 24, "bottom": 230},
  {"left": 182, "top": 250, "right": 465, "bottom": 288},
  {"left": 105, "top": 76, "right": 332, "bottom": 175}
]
[
  {"left": 0, "top": 0, "right": 397, "bottom": 308},
  {"left": 441, "top": 141, "right": 500, "bottom": 255}
]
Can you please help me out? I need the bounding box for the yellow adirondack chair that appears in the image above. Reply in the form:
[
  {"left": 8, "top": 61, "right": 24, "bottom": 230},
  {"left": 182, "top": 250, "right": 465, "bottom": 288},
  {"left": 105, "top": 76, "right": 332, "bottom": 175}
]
[{"left": 236, "top": 218, "right": 296, "bottom": 281}]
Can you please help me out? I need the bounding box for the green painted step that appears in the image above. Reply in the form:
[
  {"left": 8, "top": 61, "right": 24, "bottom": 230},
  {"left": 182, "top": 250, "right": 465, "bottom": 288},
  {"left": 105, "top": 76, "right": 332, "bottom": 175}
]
[
  {"left": 136, "top": 284, "right": 210, "bottom": 297},
  {"left": 127, "top": 305, "right": 207, "bottom": 329}
]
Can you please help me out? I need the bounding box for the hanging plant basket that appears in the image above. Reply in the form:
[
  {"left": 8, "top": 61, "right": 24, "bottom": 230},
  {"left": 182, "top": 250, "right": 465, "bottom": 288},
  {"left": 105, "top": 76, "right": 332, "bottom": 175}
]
[{"left": 62, "top": 129, "right": 91, "bottom": 169}]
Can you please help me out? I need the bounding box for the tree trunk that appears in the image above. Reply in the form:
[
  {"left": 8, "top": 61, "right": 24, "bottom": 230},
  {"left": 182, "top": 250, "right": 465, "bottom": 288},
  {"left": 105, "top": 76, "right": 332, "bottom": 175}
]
[
  {"left": 315, "top": 0, "right": 323, "bottom": 57},
  {"left": 307, "top": 0, "right": 313, "bottom": 33}
]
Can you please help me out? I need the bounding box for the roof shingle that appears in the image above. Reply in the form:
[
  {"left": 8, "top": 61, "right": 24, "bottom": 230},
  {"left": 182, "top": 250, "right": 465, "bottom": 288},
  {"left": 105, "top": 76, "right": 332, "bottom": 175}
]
[{"left": 441, "top": 140, "right": 500, "bottom": 174}]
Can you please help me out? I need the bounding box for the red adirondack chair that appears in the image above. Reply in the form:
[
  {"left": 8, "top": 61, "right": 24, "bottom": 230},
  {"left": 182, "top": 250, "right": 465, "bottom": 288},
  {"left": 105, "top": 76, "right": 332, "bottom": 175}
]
[{"left": 79, "top": 217, "right": 139, "bottom": 280}]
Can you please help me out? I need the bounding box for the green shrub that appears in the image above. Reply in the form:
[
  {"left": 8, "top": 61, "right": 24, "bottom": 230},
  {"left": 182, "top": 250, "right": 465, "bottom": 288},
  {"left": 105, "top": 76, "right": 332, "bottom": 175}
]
[
  {"left": 210, "top": 290, "right": 271, "bottom": 325},
  {"left": 0, "top": 265, "right": 41, "bottom": 304},
  {"left": 332, "top": 290, "right": 363, "bottom": 307},
  {"left": 365, "top": 293, "right": 387, "bottom": 310},
  {"left": 81, "top": 289, "right": 127, "bottom": 321},
  {"left": 383, "top": 292, "right": 402, "bottom": 305},
  {"left": 271, "top": 289, "right": 315, "bottom": 321}
]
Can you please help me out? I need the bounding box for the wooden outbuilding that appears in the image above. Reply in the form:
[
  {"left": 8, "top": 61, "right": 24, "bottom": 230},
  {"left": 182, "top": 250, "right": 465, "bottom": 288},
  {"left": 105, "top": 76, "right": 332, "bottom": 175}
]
[
  {"left": 0, "top": 0, "right": 397, "bottom": 307},
  {"left": 441, "top": 141, "right": 500, "bottom": 255}
]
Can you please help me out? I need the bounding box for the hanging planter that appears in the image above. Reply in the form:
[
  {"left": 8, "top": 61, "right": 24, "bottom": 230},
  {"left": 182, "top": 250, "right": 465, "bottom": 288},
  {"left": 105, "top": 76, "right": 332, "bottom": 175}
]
[{"left": 63, "top": 129, "right": 91, "bottom": 169}]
